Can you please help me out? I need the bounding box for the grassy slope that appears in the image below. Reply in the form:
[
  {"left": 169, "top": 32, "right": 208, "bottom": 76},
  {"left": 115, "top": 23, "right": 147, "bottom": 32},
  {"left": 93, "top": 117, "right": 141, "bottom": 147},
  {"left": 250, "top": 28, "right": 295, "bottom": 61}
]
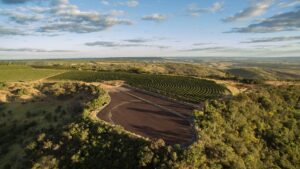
[
  {"left": 227, "top": 68, "right": 277, "bottom": 80},
  {"left": 227, "top": 65, "right": 300, "bottom": 80}
]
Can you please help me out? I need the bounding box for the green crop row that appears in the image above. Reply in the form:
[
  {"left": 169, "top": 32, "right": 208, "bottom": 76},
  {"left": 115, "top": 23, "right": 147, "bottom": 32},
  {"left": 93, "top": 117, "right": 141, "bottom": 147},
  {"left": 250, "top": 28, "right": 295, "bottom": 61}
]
[{"left": 50, "top": 71, "right": 230, "bottom": 103}]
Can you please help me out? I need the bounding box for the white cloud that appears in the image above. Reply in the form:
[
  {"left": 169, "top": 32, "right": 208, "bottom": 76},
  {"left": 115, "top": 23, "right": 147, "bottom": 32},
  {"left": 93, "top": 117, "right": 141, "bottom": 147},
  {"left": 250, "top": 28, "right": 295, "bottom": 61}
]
[
  {"left": 0, "top": 10, "right": 43, "bottom": 24},
  {"left": 188, "top": 2, "right": 223, "bottom": 16},
  {"left": 51, "top": 0, "right": 69, "bottom": 6},
  {"left": 0, "top": 47, "right": 76, "bottom": 53},
  {"left": 0, "top": 0, "right": 133, "bottom": 34},
  {"left": 41, "top": 1, "right": 132, "bottom": 33},
  {"left": 179, "top": 45, "right": 300, "bottom": 57},
  {"left": 85, "top": 41, "right": 168, "bottom": 49},
  {"left": 224, "top": 0, "right": 273, "bottom": 22},
  {"left": 110, "top": 9, "right": 125, "bottom": 16},
  {"left": 116, "top": 0, "right": 139, "bottom": 7},
  {"left": 124, "top": 38, "right": 151, "bottom": 43},
  {"left": 242, "top": 36, "right": 300, "bottom": 43},
  {"left": 278, "top": 0, "right": 300, "bottom": 8},
  {"left": 100, "top": 0, "right": 110, "bottom": 6},
  {"left": 126, "top": 0, "right": 139, "bottom": 7},
  {"left": 0, "top": 26, "right": 28, "bottom": 36},
  {"left": 142, "top": 13, "right": 166, "bottom": 22},
  {"left": 229, "top": 8, "right": 300, "bottom": 33}
]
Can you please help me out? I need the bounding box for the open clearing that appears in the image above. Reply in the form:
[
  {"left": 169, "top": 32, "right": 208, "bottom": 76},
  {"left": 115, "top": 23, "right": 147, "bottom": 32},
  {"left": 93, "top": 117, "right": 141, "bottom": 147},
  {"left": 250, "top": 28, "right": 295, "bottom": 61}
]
[
  {"left": 98, "top": 86, "right": 194, "bottom": 145},
  {"left": 0, "top": 65, "right": 65, "bottom": 82}
]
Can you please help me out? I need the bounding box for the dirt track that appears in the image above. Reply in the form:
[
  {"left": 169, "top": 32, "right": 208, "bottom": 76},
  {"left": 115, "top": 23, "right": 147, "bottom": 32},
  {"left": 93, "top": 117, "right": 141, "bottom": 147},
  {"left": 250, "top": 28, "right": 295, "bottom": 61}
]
[{"left": 98, "top": 86, "right": 194, "bottom": 145}]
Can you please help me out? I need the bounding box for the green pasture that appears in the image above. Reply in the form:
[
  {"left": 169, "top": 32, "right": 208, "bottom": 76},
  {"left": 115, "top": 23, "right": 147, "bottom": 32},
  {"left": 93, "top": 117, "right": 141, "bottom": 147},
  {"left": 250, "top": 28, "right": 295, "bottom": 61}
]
[{"left": 0, "top": 65, "right": 64, "bottom": 82}]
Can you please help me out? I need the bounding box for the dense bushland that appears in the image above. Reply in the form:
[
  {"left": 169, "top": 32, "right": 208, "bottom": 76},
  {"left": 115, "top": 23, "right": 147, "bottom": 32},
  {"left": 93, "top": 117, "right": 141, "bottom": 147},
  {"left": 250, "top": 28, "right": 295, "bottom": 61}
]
[
  {"left": 25, "top": 85, "right": 300, "bottom": 169},
  {"left": 2, "top": 79, "right": 299, "bottom": 169},
  {"left": 26, "top": 118, "right": 182, "bottom": 169},
  {"left": 0, "top": 82, "right": 104, "bottom": 168},
  {"left": 182, "top": 85, "right": 300, "bottom": 169}
]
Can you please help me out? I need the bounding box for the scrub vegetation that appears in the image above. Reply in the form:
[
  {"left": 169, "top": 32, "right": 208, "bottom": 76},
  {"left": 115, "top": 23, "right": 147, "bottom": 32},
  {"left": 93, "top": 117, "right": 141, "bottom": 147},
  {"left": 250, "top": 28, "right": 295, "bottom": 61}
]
[{"left": 0, "top": 58, "right": 299, "bottom": 169}]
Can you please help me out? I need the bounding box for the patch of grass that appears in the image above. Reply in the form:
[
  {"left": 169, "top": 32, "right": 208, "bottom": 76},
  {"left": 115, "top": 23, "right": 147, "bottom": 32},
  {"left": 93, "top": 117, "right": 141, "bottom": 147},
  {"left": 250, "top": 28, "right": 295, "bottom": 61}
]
[
  {"left": 0, "top": 65, "right": 64, "bottom": 82},
  {"left": 0, "top": 65, "right": 31, "bottom": 70},
  {"left": 0, "top": 82, "right": 6, "bottom": 89},
  {"left": 227, "top": 68, "right": 274, "bottom": 80}
]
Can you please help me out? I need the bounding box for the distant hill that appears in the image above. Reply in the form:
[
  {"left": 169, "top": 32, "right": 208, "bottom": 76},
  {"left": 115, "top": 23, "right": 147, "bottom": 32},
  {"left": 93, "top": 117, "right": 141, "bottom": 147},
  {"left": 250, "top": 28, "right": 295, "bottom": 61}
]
[{"left": 227, "top": 67, "right": 300, "bottom": 80}]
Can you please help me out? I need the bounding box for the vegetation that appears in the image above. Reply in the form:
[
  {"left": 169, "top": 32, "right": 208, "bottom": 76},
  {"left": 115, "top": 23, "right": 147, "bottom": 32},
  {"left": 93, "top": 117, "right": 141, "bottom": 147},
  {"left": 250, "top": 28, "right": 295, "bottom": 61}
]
[
  {"left": 4, "top": 83, "right": 297, "bottom": 169},
  {"left": 227, "top": 68, "right": 273, "bottom": 80},
  {"left": 182, "top": 85, "right": 300, "bottom": 169},
  {"left": 50, "top": 71, "right": 230, "bottom": 103},
  {"left": 26, "top": 117, "right": 182, "bottom": 169},
  {"left": 0, "top": 82, "right": 7, "bottom": 89},
  {"left": 31, "top": 61, "right": 226, "bottom": 78},
  {"left": 0, "top": 65, "right": 64, "bottom": 82},
  {"left": 1, "top": 59, "right": 300, "bottom": 169},
  {"left": 0, "top": 82, "right": 102, "bottom": 168},
  {"left": 22, "top": 82, "right": 182, "bottom": 169},
  {"left": 227, "top": 67, "right": 300, "bottom": 81}
]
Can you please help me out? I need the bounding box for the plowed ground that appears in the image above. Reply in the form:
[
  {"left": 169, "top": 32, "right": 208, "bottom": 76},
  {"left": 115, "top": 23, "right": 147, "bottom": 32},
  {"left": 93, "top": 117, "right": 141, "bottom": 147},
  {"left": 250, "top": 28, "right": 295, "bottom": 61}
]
[{"left": 98, "top": 86, "right": 194, "bottom": 145}]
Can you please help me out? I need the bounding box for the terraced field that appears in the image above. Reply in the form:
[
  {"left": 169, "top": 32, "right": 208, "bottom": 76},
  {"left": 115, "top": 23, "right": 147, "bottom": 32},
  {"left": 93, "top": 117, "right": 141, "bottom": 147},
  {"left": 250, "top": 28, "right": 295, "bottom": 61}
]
[{"left": 50, "top": 71, "right": 230, "bottom": 103}]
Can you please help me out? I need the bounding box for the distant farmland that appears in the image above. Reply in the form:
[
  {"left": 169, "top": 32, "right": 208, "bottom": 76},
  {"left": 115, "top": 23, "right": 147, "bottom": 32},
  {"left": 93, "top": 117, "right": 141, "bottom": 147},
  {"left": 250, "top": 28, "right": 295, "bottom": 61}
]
[
  {"left": 0, "top": 65, "right": 64, "bottom": 82},
  {"left": 227, "top": 67, "right": 300, "bottom": 80}
]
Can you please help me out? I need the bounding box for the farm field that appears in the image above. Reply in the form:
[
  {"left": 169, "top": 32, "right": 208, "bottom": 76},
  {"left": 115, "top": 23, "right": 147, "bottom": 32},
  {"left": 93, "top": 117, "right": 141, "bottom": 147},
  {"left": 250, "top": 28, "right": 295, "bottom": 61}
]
[
  {"left": 98, "top": 86, "right": 194, "bottom": 145},
  {"left": 0, "top": 65, "right": 64, "bottom": 82},
  {"left": 50, "top": 71, "right": 230, "bottom": 103}
]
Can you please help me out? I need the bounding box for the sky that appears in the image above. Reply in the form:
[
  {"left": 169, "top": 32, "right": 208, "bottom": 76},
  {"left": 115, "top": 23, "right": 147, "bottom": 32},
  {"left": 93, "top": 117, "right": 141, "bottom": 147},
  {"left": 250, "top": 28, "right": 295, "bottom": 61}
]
[{"left": 0, "top": 0, "right": 299, "bottom": 59}]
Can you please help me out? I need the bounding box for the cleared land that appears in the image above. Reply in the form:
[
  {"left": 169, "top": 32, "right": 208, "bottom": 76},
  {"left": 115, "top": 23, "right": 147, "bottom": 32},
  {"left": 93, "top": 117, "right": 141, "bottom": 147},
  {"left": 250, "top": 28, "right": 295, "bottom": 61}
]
[
  {"left": 0, "top": 65, "right": 64, "bottom": 82},
  {"left": 98, "top": 86, "right": 194, "bottom": 145}
]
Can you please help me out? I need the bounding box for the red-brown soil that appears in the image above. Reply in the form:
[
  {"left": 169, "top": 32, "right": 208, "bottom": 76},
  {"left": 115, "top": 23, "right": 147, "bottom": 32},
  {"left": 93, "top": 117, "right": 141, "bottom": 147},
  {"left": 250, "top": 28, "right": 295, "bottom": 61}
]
[{"left": 98, "top": 86, "right": 194, "bottom": 145}]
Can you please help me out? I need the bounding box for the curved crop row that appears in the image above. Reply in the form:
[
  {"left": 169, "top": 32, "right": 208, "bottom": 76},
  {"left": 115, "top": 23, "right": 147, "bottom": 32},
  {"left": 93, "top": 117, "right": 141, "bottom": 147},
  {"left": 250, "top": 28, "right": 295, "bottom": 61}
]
[{"left": 50, "top": 71, "right": 230, "bottom": 103}]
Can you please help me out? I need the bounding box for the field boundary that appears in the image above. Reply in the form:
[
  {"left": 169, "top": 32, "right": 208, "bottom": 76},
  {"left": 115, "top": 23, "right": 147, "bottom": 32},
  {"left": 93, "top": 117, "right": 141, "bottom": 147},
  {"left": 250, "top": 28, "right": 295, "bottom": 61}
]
[{"left": 36, "top": 70, "right": 67, "bottom": 82}]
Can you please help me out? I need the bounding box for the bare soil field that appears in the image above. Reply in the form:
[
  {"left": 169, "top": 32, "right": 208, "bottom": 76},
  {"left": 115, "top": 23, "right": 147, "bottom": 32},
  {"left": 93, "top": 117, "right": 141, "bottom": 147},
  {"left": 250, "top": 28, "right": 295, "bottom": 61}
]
[{"left": 98, "top": 86, "right": 194, "bottom": 145}]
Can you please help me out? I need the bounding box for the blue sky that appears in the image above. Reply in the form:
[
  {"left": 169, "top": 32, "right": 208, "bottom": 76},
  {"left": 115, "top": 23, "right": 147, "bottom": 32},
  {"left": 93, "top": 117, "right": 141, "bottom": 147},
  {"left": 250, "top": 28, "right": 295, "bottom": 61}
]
[{"left": 0, "top": 0, "right": 299, "bottom": 59}]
